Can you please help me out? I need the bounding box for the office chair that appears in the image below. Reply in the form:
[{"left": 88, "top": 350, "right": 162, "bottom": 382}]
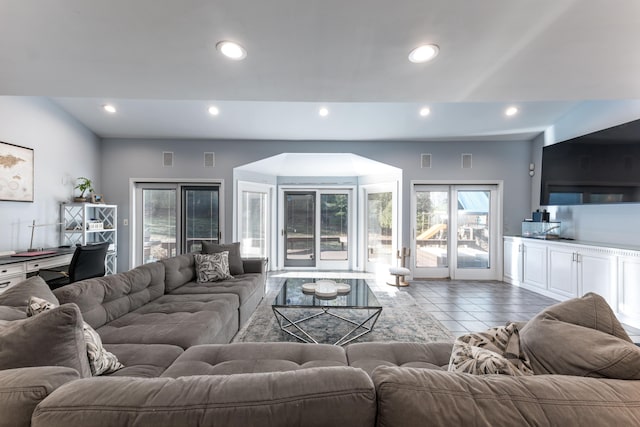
[{"left": 40, "top": 242, "right": 109, "bottom": 289}]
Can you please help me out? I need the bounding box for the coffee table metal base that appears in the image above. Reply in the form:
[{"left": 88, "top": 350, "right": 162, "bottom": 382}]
[{"left": 272, "top": 306, "right": 382, "bottom": 346}]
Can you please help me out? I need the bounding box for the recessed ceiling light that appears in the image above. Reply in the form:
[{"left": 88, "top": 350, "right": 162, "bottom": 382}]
[
  {"left": 216, "top": 41, "right": 247, "bottom": 60},
  {"left": 408, "top": 44, "right": 439, "bottom": 63},
  {"left": 505, "top": 106, "right": 519, "bottom": 116},
  {"left": 319, "top": 107, "right": 329, "bottom": 117},
  {"left": 419, "top": 107, "right": 431, "bottom": 117},
  {"left": 103, "top": 104, "right": 116, "bottom": 114},
  {"left": 208, "top": 106, "right": 219, "bottom": 116}
]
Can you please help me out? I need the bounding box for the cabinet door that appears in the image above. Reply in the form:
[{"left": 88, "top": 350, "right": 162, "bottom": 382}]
[
  {"left": 547, "top": 246, "right": 578, "bottom": 298},
  {"left": 617, "top": 256, "right": 640, "bottom": 324},
  {"left": 503, "top": 239, "right": 522, "bottom": 283},
  {"left": 522, "top": 243, "right": 547, "bottom": 289},
  {"left": 579, "top": 251, "right": 616, "bottom": 306}
]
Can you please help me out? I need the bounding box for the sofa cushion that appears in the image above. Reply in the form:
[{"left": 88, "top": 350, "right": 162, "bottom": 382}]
[
  {"left": 520, "top": 313, "right": 640, "bottom": 378},
  {"left": 538, "top": 292, "right": 632, "bottom": 342},
  {"left": 162, "top": 342, "right": 347, "bottom": 377},
  {"left": 194, "top": 252, "right": 233, "bottom": 283},
  {"left": 0, "top": 303, "right": 91, "bottom": 378},
  {"left": 202, "top": 241, "right": 245, "bottom": 275},
  {"left": 346, "top": 342, "right": 453, "bottom": 376},
  {"left": 27, "top": 296, "right": 123, "bottom": 376},
  {"left": 32, "top": 367, "right": 376, "bottom": 427},
  {"left": 372, "top": 366, "right": 640, "bottom": 427},
  {"left": 169, "top": 273, "right": 262, "bottom": 304},
  {"left": 0, "top": 275, "right": 59, "bottom": 313},
  {"left": 448, "top": 322, "right": 533, "bottom": 376},
  {"left": 160, "top": 253, "right": 196, "bottom": 293},
  {"left": 96, "top": 293, "right": 239, "bottom": 348},
  {"left": 0, "top": 366, "right": 80, "bottom": 427},
  {"left": 53, "top": 262, "right": 165, "bottom": 329},
  {"left": 103, "top": 343, "right": 183, "bottom": 378}
]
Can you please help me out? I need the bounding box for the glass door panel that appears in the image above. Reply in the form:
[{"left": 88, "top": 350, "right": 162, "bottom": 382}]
[
  {"left": 367, "top": 192, "right": 392, "bottom": 265},
  {"left": 183, "top": 186, "right": 220, "bottom": 253},
  {"left": 415, "top": 189, "right": 449, "bottom": 269},
  {"left": 142, "top": 188, "right": 177, "bottom": 263},
  {"left": 241, "top": 190, "right": 268, "bottom": 258},
  {"left": 455, "top": 190, "right": 490, "bottom": 269},
  {"left": 284, "top": 192, "right": 315, "bottom": 267},
  {"left": 320, "top": 193, "right": 348, "bottom": 261}
]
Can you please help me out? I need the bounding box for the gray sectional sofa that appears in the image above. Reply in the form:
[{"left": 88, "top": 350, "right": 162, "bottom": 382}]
[{"left": 2, "top": 255, "right": 640, "bottom": 427}]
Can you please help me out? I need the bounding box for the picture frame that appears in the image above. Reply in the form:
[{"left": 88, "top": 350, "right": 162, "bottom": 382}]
[
  {"left": 91, "top": 193, "right": 104, "bottom": 204},
  {"left": 0, "top": 141, "right": 34, "bottom": 202}
]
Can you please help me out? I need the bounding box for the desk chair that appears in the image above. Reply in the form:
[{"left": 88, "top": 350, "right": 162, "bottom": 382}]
[{"left": 40, "top": 243, "right": 109, "bottom": 289}]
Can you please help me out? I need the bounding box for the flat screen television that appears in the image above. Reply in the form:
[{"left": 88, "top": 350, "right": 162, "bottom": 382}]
[{"left": 540, "top": 118, "right": 640, "bottom": 205}]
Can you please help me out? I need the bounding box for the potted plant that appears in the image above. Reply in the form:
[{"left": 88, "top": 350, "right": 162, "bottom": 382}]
[{"left": 74, "top": 177, "right": 94, "bottom": 202}]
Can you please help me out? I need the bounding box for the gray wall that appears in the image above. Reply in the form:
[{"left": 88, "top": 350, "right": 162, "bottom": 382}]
[
  {"left": 101, "top": 138, "right": 534, "bottom": 271},
  {"left": 0, "top": 97, "right": 100, "bottom": 251}
]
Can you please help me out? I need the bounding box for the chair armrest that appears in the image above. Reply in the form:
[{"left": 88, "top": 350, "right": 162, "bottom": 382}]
[{"left": 242, "top": 258, "right": 268, "bottom": 274}]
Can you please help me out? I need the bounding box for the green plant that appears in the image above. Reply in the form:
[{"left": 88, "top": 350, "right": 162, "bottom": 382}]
[{"left": 74, "top": 177, "right": 94, "bottom": 198}]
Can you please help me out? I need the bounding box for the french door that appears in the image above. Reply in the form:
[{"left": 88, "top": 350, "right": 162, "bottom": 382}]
[
  {"left": 134, "top": 182, "right": 222, "bottom": 266},
  {"left": 412, "top": 184, "right": 500, "bottom": 279},
  {"left": 281, "top": 189, "right": 352, "bottom": 269},
  {"left": 237, "top": 181, "right": 273, "bottom": 259}
]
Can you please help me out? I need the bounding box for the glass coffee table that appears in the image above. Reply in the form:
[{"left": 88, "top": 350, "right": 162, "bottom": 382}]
[{"left": 272, "top": 277, "right": 382, "bottom": 346}]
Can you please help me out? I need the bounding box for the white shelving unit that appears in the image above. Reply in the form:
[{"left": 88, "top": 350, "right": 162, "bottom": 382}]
[{"left": 60, "top": 203, "right": 117, "bottom": 275}]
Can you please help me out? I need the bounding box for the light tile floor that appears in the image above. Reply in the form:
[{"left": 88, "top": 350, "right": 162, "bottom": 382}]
[
  {"left": 267, "top": 272, "right": 640, "bottom": 342},
  {"left": 404, "top": 279, "right": 640, "bottom": 342}
]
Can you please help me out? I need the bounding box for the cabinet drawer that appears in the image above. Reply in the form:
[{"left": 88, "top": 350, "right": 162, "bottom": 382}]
[
  {"left": 26, "top": 254, "right": 74, "bottom": 272},
  {"left": 0, "top": 274, "right": 27, "bottom": 294},
  {"left": 0, "top": 263, "right": 25, "bottom": 277}
]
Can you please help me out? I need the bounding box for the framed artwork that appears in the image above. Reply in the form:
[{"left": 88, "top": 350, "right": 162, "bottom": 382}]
[{"left": 0, "top": 141, "right": 34, "bottom": 202}]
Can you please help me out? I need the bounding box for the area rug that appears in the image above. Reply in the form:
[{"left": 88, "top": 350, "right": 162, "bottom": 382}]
[{"left": 233, "top": 274, "right": 454, "bottom": 345}]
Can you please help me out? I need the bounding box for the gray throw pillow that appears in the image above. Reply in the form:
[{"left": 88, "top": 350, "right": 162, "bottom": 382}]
[
  {"left": 27, "top": 296, "right": 123, "bottom": 376},
  {"left": 0, "top": 276, "right": 59, "bottom": 309},
  {"left": 201, "top": 241, "right": 244, "bottom": 275},
  {"left": 0, "top": 303, "right": 92, "bottom": 378},
  {"left": 194, "top": 253, "right": 233, "bottom": 283},
  {"left": 520, "top": 313, "right": 640, "bottom": 379}
]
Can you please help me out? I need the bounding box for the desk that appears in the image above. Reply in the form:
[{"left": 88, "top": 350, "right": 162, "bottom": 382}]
[{"left": 0, "top": 248, "right": 75, "bottom": 294}]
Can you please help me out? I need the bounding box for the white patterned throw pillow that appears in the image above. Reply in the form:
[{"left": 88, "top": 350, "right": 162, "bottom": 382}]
[
  {"left": 27, "top": 296, "right": 124, "bottom": 376},
  {"left": 195, "top": 252, "right": 233, "bottom": 283},
  {"left": 448, "top": 322, "right": 534, "bottom": 376}
]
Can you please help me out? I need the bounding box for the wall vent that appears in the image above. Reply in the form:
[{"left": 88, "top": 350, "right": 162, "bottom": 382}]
[
  {"left": 162, "top": 151, "right": 174, "bottom": 167},
  {"left": 421, "top": 153, "right": 432, "bottom": 168},
  {"left": 461, "top": 153, "right": 472, "bottom": 169},
  {"left": 204, "top": 152, "right": 215, "bottom": 168}
]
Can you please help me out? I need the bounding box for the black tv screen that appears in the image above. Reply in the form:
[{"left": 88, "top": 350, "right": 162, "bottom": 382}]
[{"left": 540, "top": 118, "right": 640, "bottom": 205}]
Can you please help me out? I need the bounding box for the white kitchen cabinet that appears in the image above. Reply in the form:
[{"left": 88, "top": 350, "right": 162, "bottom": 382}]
[
  {"left": 547, "top": 245, "right": 578, "bottom": 298},
  {"left": 503, "top": 237, "right": 522, "bottom": 284},
  {"left": 617, "top": 254, "right": 640, "bottom": 327},
  {"left": 522, "top": 241, "right": 547, "bottom": 290}
]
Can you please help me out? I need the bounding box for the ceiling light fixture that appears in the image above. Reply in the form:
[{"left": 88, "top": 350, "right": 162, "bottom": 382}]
[
  {"left": 408, "top": 44, "right": 439, "bottom": 63},
  {"left": 319, "top": 107, "right": 329, "bottom": 117},
  {"left": 208, "top": 106, "right": 219, "bottom": 116},
  {"left": 505, "top": 106, "right": 519, "bottom": 116},
  {"left": 419, "top": 107, "right": 431, "bottom": 117},
  {"left": 102, "top": 104, "right": 116, "bottom": 114},
  {"left": 216, "top": 40, "right": 247, "bottom": 60}
]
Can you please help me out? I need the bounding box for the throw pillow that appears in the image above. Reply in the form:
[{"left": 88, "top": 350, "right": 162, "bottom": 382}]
[
  {"left": 201, "top": 241, "right": 244, "bottom": 275},
  {"left": 538, "top": 292, "right": 631, "bottom": 343},
  {"left": 27, "top": 296, "right": 123, "bottom": 376},
  {"left": 448, "top": 322, "right": 534, "bottom": 376},
  {"left": 194, "top": 252, "right": 233, "bottom": 283},
  {"left": 520, "top": 312, "right": 640, "bottom": 379},
  {"left": 0, "top": 275, "right": 60, "bottom": 309},
  {"left": 0, "top": 303, "right": 92, "bottom": 378}
]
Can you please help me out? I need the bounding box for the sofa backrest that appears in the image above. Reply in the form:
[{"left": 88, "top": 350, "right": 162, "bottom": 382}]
[
  {"left": 53, "top": 262, "right": 165, "bottom": 329},
  {"left": 160, "top": 253, "right": 195, "bottom": 293},
  {"left": 32, "top": 366, "right": 376, "bottom": 427}
]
